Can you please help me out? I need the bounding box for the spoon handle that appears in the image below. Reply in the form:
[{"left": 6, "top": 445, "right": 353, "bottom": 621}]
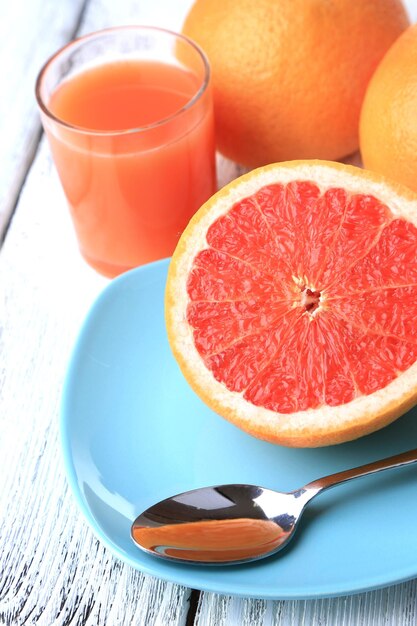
[{"left": 304, "top": 446, "right": 417, "bottom": 496}]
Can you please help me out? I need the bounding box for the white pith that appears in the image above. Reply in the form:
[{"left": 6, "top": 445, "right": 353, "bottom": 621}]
[{"left": 166, "top": 162, "right": 417, "bottom": 441}]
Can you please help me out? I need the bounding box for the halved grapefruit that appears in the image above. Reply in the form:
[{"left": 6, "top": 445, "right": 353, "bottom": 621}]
[{"left": 165, "top": 161, "right": 417, "bottom": 447}]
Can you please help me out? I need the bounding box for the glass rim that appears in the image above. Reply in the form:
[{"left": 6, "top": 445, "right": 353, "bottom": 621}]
[{"left": 35, "top": 25, "right": 211, "bottom": 137}]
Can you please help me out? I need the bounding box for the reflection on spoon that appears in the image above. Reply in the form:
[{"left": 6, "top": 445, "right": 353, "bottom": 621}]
[
  {"left": 132, "top": 517, "right": 290, "bottom": 563},
  {"left": 132, "top": 447, "right": 417, "bottom": 565}
]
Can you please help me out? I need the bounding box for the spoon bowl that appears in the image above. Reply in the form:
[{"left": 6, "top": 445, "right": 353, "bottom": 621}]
[
  {"left": 132, "top": 484, "right": 310, "bottom": 564},
  {"left": 131, "top": 447, "right": 417, "bottom": 565}
]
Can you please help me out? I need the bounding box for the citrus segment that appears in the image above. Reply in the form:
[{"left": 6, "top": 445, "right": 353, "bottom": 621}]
[
  {"left": 332, "top": 219, "right": 417, "bottom": 293},
  {"left": 315, "top": 193, "right": 391, "bottom": 288},
  {"left": 205, "top": 308, "right": 303, "bottom": 395},
  {"left": 187, "top": 249, "right": 281, "bottom": 301},
  {"left": 166, "top": 161, "right": 417, "bottom": 447}
]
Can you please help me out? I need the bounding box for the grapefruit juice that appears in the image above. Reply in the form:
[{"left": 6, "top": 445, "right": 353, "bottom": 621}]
[{"left": 36, "top": 28, "right": 216, "bottom": 277}]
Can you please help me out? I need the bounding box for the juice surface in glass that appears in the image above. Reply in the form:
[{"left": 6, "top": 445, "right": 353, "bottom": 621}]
[{"left": 42, "top": 55, "right": 216, "bottom": 277}]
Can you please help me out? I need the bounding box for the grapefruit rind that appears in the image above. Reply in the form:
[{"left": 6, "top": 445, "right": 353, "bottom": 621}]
[{"left": 165, "top": 160, "right": 417, "bottom": 447}]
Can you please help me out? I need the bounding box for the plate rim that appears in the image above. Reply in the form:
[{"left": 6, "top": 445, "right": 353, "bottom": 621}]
[{"left": 60, "top": 260, "right": 417, "bottom": 600}]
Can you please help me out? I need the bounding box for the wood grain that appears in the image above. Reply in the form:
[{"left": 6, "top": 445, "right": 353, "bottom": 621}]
[
  {"left": 0, "top": 0, "right": 87, "bottom": 241},
  {"left": 0, "top": 1, "right": 196, "bottom": 624},
  {"left": 0, "top": 139, "right": 192, "bottom": 626},
  {"left": 195, "top": 584, "right": 417, "bottom": 625}
]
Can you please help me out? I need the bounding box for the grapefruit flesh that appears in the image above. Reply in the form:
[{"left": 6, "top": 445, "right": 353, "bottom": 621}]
[{"left": 166, "top": 161, "right": 417, "bottom": 447}]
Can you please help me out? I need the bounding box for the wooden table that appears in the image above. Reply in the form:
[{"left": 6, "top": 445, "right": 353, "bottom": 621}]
[{"left": 2, "top": 1, "right": 417, "bottom": 624}]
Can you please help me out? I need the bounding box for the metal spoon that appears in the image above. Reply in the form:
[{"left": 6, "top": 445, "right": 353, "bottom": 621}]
[{"left": 131, "top": 446, "right": 417, "bottom": 565}]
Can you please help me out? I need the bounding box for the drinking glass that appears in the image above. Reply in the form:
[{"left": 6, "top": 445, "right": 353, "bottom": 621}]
[{"left": 36, "top": 26, "right": 216, "bottom": 277}]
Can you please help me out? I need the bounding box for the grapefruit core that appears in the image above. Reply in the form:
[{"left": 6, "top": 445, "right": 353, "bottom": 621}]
[{"left": 165, "top": 161, "right": 417, "bottom": 447}]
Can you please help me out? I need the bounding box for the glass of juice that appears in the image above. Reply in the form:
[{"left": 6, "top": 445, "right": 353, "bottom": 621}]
[{"left": 35, "top": 26, "right": 216, "bottom": 277}]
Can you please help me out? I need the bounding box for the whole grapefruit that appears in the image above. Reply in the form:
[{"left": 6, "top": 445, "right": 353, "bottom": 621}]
[
  {"left": 360, "top": 23, "right": 417, "bottom": 194},
  {"left": 182, "top": 0, "right": 409, "bottom": 167}
]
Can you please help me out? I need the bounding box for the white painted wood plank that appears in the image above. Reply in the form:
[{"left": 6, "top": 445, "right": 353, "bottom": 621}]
[
  {"left": 76, "top": 0, "right": 193, "bottom": 33},
  {"left": 0, "top": 0, "right": 200, "bottom": 623},
  {"left": 0, "top": 136, "right": 193, "bottom": 626},
  {"left": 0, "top": 0, "right": 86, "bottom": 240},
  {"left": 194, "top": 584, "right": 417, "bottom": 626}
]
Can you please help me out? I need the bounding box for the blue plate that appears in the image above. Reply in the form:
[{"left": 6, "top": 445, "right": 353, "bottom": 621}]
[{"left": 61, "top": 259, "right": 417, "bottom": 599}]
